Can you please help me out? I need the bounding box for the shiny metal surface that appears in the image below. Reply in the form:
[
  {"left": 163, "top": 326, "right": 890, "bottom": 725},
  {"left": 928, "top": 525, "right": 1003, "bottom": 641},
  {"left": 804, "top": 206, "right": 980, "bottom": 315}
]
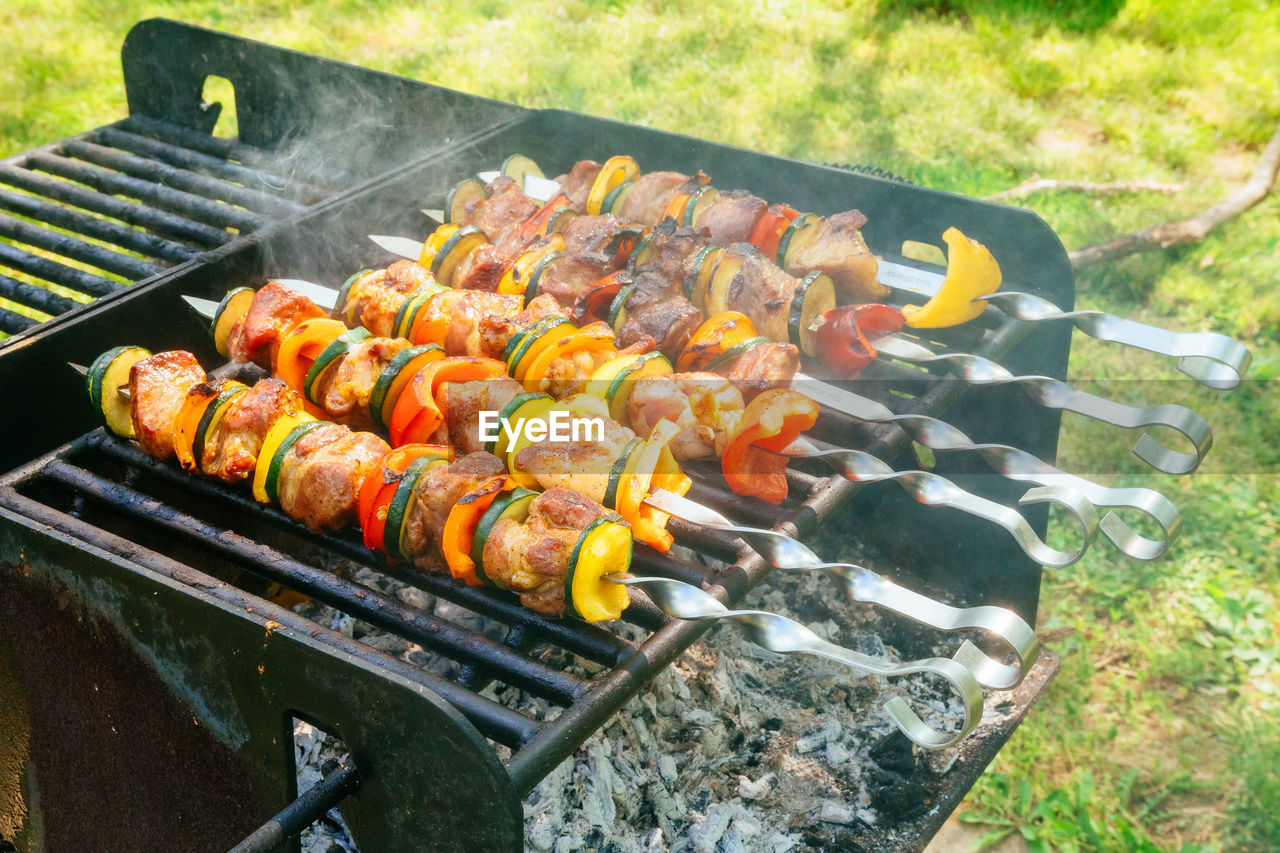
[
  {"left": 607, "top": 574, "right": 987, "bottom": 749},
  {"left": 643, "top": 489, "right": 1040, "bottom": 691}
]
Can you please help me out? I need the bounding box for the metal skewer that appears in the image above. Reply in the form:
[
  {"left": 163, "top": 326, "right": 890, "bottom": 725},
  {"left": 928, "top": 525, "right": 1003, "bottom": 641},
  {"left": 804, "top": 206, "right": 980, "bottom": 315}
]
[
  {"left": 644, "top": 488, "right": 1039, "bottom": 691},
  {"left": 608, "top": 573, "right": 986, "bottom": 749},
  {"left": 188, "top": 288, "right": 1100, "bottom": 567},
  {"left": 873, "top": 335, "right": 1212, "bottom": 476}
]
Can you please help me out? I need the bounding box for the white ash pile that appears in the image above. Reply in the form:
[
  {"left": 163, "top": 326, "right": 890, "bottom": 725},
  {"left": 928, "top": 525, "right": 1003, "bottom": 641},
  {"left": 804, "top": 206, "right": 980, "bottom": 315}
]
[{"left": 292, "top": 551, "right": 974, "bottom": 853}]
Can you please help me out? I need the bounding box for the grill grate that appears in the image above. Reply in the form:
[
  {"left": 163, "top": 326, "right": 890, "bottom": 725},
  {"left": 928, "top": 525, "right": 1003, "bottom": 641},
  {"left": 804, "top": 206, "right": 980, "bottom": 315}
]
[{"left": 0, "top": 115, "right": 348, "bottom": 334}]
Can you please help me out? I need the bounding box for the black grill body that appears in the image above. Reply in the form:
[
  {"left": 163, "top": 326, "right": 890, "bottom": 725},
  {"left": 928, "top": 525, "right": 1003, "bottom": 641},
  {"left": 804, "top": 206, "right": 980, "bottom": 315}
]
[{"left": 0, "top": 19, "right": 1071, "bottom": 852}]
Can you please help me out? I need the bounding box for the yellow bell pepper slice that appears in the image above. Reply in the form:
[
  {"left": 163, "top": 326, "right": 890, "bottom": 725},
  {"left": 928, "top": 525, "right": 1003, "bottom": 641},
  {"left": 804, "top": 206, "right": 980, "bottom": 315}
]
[
  {"left": 901, "top": 228, "right": 1002, "bottom": 329},
  {"left": 569, "top": 518, "right": 633, "bottom": 623}
]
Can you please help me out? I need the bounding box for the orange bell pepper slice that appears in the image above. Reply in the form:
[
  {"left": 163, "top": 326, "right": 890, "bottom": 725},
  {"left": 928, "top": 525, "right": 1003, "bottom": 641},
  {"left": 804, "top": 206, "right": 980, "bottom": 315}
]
[
  {"left": 616, "top": 419, "right": 686, "bottom": 552},
  {"left": 358, "top": 444, "right": 455, "bottom": 553},
  {"left": 408, "top": 289, "right": 466, "bottom": 347},
  {"left": 388, "top": 356, "right": 508, "bottom": 446},
  {"left": 519, "top": 325, "right": 617, "bottom": 392},
  {"left": 275, "top": 318, "right": 347, "bottom": 397},
  {"left": 721, "top": 389, "right": 820, "bottom": 504},
  {"left": 516, "top": 194, "right": 573, "bottom": 243},
  {"left": 497, "top": 234, "right": 565, "bottom": 297},
  {"left": 442, "top": 475, "right": 513, "bottom": 586},
  {"left": 172, "top": 382, "right": 222, "bottom": 472},
  {"left": 677, "top": 312, "right": 758, "bottom": 372}
]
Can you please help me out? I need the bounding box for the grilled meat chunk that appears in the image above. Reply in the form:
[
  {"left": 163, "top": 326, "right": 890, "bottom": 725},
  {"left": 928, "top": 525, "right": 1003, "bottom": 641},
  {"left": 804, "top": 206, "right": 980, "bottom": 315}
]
[
  {"left": 441, "top": 376, "right": 523, "bottom": 455},
  {"left": 466, "top": 176, "right": 541, "bottom": 244},
  {"left": 554, "top": 161, "right": 602, "bottom": 214},
  {"left": 316, "top": 336, "right": 411, "bottom": 429},
  {"left": 401, "top": 452, "right": 508, "bottom": 571},
  {"left": 784, "top": 209, "right": 886, "bottom": 301},
  {"left": 616, "top": 270, "right": 702, "bottom": 360},
  {"left": 640, "top": 219, "right": 703, "bottom": 284},
  {"left": 694, "top": 189, "right": 768, "bottom": 246},
  {"left": 559, "top": 214, "right": 627, "bottom": 256},
  {"left": 454, "top": 242, "right": 519, "bottom": 292},
  {"left": 483, "top": 487, "right": 611, "bottom": 617},
  {"left": 344, "top": 261, "right": 435, "bottom": 339},
  {"left": 627, "top": 372, "right": 744, "bottom": 460},
  {"left": 202, "top": 379, "right": 301, "bottom": 482},
  {"left": 722, "top": 245, "right": 797, "bottom": 343},
  {"left": 129, "top": 350, "right": 206, "bottom": 461},
  {"left": 276, "top": 423, "right": 390, "bottom": 531},
  {"left": 536, "top": 252, "right": 615, "bottom": 306},
  {"left": 478, "top": 293, "right": 566, "bottom": 358},
  {"left": 514, "top": 417, "right": 637, "bottom": 503},
  {"left": 618, "top": 171, "right": 688, "bottom": 224},
  {"left": 722, "top": 341, "right": 800, "bottom": 401},
  {"left": 229, "top": 281, "right": 326, "bottom": 369}
]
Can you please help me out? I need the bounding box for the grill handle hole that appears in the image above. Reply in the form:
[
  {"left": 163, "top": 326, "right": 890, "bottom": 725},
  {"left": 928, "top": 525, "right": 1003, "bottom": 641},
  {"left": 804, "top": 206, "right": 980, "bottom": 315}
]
[{"left": 200, "top": 75, "right": 239, "bottom": 139}]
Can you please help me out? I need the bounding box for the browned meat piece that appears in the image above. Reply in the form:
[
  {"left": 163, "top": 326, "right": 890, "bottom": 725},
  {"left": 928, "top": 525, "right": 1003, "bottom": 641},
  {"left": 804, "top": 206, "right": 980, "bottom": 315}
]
[
  {"left": 202, "top": 379, "right": 301, "bottom": 482},
  {"left": 228, "top": 281, "right": 326, "bottom": 369},
  {"left": 627, "top": 372, "right": 745, "bottom": 460},
  {"left": 384, "top": 260, "right": 435, "bottom": 293},
  {"left": 616, "top": 270, "right": 702, "bottom": 360},
  {"left": 482, "top": 487, "right": 610, "bottom": 617},
  {"left": 559, "top": 214, "right": 627, "bottom": 255},
  {"left": 638, "top": 219, "right": 702, "bottom": 283},
  {"left": 537, "top": 336, "right": 652, "bottom": 400},
  {"left": 454, "top": 242, "right": 518, "bottom": 292},
  {"left": 440, "top": 376, "right": 523, "bottom": 455},
  {"left": 694, "top": 189, "right": 768, "bottom": 246},
  {"left": 722, "top": 245, "right": 797, "bottom": 343},
  {"left": 129, "top": 351, "right": 205, "bottom": 461},
  {"left": 401, "top": 452, "right": 508, "bottom": 571},
  {"left": 536, "top": 253, "right": 615, "bottom": 306},
  {"left": 514, "top": 417, "right": 636, "bottom": 503},
  {"left": 465, "top": 176, "right": 540, "bottom": 244},
  {"left": 444, "top": 291, "right": 525, "bottom": 357},
  {"left": 722, "top": 341, "right": 800, "bottom": 401},
  {"left": 315, "top": 336, "right": 410, "bottom": 429},
  {"left": 553, "top": 160, "right": 602, "bottom": 214},
  {"left": 618, "top": 171, "right": 689, "bottom": 224},
  {"left": 276, "top": 424, "right": 389, "bottom": 531},
  {"left": 345, "top": 271, "right": 405, "bottom": 338},
  {"left": 784, "top": 209, "right": 887, "bottom": 301},
  {"left": 478, "top": 293, "right": 566, "bottom": 359}
]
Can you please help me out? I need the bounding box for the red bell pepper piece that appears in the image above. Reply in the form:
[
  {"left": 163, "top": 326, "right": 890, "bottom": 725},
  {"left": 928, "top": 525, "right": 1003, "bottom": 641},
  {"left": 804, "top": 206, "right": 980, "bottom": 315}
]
[
  {"left": 721, "top": 389, "right": 819, "bottom": 503},
  {"left": 814, "top": 304, "right": 905, "bottom": 378}
]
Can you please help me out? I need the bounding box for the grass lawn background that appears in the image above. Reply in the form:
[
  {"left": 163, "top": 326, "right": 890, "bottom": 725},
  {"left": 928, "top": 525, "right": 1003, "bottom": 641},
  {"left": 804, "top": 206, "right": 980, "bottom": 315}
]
[{"left": 3, "top": 0, "right": 1277, "bottom": 849}]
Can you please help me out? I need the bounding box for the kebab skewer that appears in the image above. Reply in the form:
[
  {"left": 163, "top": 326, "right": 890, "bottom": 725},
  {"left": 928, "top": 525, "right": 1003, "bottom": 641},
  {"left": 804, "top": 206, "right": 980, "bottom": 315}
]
[
  {"left": 76, "top": 345, "right": 991, "bottom": 748},
  {"left": 386, "top": 164, "right": 1215, "bottom": 477},
  {"left": 188, "top": 281, "right": 1101, "bottom": 567}
]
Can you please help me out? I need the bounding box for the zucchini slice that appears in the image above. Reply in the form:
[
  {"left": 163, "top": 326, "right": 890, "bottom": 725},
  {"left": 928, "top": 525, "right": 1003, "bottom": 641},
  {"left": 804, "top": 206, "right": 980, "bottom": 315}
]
[
  {"left": 525, "top": 251, "right": 561, "bottom": 304},
  {"left": 604, "top": 351, "right": 672, "bottom": 424},
  {"left": 259, "top": 419, "right": 323, "bottom": 505},
  {"left": 486, "top": 391, "right": 550, "bottom": 454},
  {"left": 604, "top": 438, "right": 643, "bottom": 510},
  {"left": 193, "top": 384, "right": 248, "bottom": 470},
  {"left": 776, "top": 212, "right": 822, "bottom": 269},
  {"left": 446, "top": 178, "right": 487, "bottom": 225},
  {"left": 505, "top": 316, "right": 571, "bottom": 375},
  {"left": 212, "top": 288, "right": 254, "bottom": 358},
  {"left": 602, "top": 179, "right": 635, "bottom": 216},
  {"left": 86, "top": 345, "right": 151, "bottom": 438},
  {"left": 607, "top": 284, "right": 635, "bottom": 334},
  {"left": 369, "top": 343, "right": 445, "bottom": 429},
  {"left": 683, "top": 186, "right": 719, "bottom": 228},
  {"left": 683, "top": 246, "right": 720, "bottom": 311},
  {"left": 387, "top": 455, "right": 448, "bottom": 562},
  {"left": 706, "top": 249, "right": 747, "bottom": 316},
  {"left": 566, "top": 514, "right": 632, "bottom": 623},
  {"left": 705, "top": 336, "right": 771, "bottom": 371},
  {"left": 393, "top": 284, "right": 445, "bottom": 340},
  {"left": 626, "top": 231, "right": 653, "bottom": 273},
  {"left": 303, "top": 327, "right": 370, "bottom": 405},
  {"left": 470, "top": 487, "right": 539, "bottom": 585},
  {"left": 431, "top": 225, "right": 488, "bottom": 288},
  {"left": 335, "top": 269, "right": 374, "bottom": 322},
  {"left": 789, "top": 271, "right": 836, "bottom": 357},
  {"left": 503, "top": 396, "right": 560, "bottom": 490},
  {"left": 500, "top": 154, "right": 545, "bottom": 184}
]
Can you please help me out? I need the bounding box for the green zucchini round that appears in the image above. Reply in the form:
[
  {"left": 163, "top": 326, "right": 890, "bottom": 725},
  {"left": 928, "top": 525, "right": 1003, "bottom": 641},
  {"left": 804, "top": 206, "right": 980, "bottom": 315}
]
[
  {"left": 335, "top": 269, "right": 373, "bottom": 321},
  {"left": 369, "top": 344, "right": 443, "bottom": 428},
  {"left": 87, "top": 345, "right": 152, "bottom": 438},
  {"left": 470, "top": 487, "right": 539, "bottom": 585},
  {"left": 303, "top": 327, "right": 371, "bottom": 404},
  {"left": 705, "top": 336, "right": 771, "bottom": 371},
  {"left": 505, "top": 316, "right": 570, "bottom": 374},
  {"left": 385, "top": 455, "right": 439, "bottom": 562},
  {"left": 263, "top": 421, "right": 324, "bottom": 504},
  {"left": 607, "top": 284, "right": 635, "bottom": 334},
  {"left": 525, "top": 252, "right": 561, "bottom": 304},
  {"left": 604, "top": 438, "right": 643, "bottom": 511},
  {"left": 192, "top": 384, "right": 248, "bottom": 470}
]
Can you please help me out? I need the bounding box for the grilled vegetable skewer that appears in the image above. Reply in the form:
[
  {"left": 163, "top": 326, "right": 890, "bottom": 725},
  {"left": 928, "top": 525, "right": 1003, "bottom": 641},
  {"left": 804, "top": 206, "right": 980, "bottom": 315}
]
[
  {"left": 76, "top": 347, "right": 990, "bottom": 749},
  {"left": 188, "top": 285, "right": 1103, "bottom": 566}
]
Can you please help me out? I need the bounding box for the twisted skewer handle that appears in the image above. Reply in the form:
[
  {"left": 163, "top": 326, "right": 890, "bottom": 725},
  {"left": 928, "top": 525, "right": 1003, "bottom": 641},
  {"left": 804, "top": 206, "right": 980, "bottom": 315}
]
[
  {"left": 610, "top": 575, "right": 985, "bottom": 749},
  {"left": 874, "top": 336, "right": 1213, "bottom": 475}
]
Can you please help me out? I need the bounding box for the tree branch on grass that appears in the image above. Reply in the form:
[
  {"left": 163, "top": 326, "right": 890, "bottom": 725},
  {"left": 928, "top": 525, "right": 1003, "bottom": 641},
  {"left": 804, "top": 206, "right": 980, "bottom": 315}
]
[
  {"left": 984, "top": 175, "right": 1183, "bottom": 201},
  {"left": 1067, "top": 119, "right": 1280, "bottom": 270}
]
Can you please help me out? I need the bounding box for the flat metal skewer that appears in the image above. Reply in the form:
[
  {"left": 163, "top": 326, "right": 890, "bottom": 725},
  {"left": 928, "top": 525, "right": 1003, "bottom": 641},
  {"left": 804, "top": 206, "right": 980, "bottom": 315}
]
[{"left": 608, "top": 573, "right": 986, "bottom": 749}]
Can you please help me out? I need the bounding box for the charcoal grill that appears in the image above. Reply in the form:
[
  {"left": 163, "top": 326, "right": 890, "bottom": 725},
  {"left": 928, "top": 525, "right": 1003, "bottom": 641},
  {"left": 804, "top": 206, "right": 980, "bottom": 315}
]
[{"left": 0, "top": 19, "right": 1073, "bottom": 852}]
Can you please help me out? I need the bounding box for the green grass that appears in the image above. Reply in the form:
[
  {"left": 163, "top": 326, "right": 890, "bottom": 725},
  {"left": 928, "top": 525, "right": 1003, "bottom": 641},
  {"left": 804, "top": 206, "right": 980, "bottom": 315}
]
[{"left": 3, "top": 1, "right": 1278, "bottom": 849}]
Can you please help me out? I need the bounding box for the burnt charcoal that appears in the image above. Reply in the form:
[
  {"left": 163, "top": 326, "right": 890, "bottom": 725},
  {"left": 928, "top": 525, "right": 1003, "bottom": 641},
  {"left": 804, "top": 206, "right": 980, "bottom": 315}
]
[
  {"left": 762, "top": 717, "right": 784, "bottom": 731},
  {"left": 870, "top": 731, "right": 918, "bottom": 776}
]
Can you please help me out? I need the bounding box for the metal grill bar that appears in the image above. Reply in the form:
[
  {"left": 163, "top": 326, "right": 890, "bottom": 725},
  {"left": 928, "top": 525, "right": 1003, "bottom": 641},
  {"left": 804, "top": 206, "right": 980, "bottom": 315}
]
[
  {"left": 62, "top": 138, "right": 305, "bottom": 219},
  {"left": 0, "top": 307, "right": 36, "bottom": 333},
  {"left": 88, "top": 432, "right": 637, "bottom": 668},
  {"left": 93, "top": 127, "right": 324, "bottom": 207},
  {"left": 41, "top": 458, "right": 587, "bottom": 707},
  {"left": 0, "top": 187, "right": 197, "bottom": 264},
  {"left": 0, "top": 240, "right": 122, "bottom": 297},
  {"left": 0, "top": 212, "right": 163, "bottom": 280},
  {"left": 120, "top": 115, "right": 348, "bottom": 196},
  {"left": 27, "top": 151, "right": 262, "bottom": 233},
  {"left": 0, "top": 271, "right": 77, "bottom": 316},
  {"left": 0, "top": 165, "right": 228, "bottom": 247}
]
